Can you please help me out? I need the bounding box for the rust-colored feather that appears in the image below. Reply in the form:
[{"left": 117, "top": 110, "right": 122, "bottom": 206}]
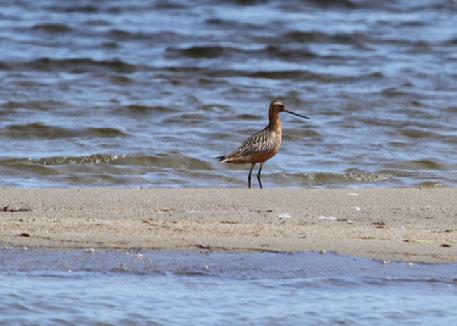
[
  {"left": 219, "top": 126, "right": 281, "bottom": 164},
  {"left": 217, "top": 100, "right": 308, "bottom": 189}
]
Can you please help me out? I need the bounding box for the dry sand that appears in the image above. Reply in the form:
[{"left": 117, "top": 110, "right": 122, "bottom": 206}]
[{"left": 0, "top": 188, "right": 456, "bottom": 263}]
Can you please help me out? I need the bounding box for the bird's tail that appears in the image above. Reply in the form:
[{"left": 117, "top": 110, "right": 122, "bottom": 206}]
[{"left": 216, "top": 155, "right": 227, "bottom": 162}]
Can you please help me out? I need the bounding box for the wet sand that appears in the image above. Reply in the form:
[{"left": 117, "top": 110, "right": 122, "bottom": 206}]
[{"left": 0, "top": 188, "right": 456, "bottom": 263}]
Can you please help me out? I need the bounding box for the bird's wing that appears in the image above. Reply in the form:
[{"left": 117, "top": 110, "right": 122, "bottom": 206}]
[{"left": 225, "top": 128, "right": 277, "bottom": 159}]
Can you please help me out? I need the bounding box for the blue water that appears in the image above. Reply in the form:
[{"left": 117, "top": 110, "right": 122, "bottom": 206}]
[
  {"left": 1, "top": 250, "right": 456, "bottom": 324},
  {"left": 1, "top": 0, "right": 457, "bottom": 188}
]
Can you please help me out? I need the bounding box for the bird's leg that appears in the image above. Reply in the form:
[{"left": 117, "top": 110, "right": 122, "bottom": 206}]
[
  {"left": 248, "top": 163, "right": 255, "bottom": 189},
  {"left": 257, "top": 163, "right": 263, "bottom": 189}
]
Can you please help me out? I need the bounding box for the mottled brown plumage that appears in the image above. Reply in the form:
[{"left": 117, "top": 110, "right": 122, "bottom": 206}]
[{"left": 218, "top": 100, "right": 309, "bottom": 188}]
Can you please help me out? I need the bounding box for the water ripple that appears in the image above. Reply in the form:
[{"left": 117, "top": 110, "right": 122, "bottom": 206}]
[{"left": 0, "top": 0, "right": 456, "bottom": 188}]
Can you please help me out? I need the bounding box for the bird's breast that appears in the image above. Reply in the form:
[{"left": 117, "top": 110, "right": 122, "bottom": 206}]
[
  {"left": 273, "top": 129, "right": 282, "bottom": 153},
  {"left": 252, "top": 129, "right": 281, "bottom": 163}
]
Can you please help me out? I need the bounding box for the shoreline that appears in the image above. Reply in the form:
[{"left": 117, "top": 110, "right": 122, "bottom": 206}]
[{"left": 1, "top": 188, "right": 456, "bottom": 263}]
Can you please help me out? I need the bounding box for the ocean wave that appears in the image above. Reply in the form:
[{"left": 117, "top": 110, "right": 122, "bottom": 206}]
[
  {"left": 167, "top": 44, "right": 318, "bottom": 61},
  {"left": 0, "top": 159, "right": 59, "bottom": 176},
  {"left": 1, "top": 153, "right": 213, "bottom": 171},
  {"left": 305, "top": 0, "right": 357, "bottom": 9},
  {"left": 116, "top": 104, "right": 174, "bottom": 116},
  {"left": 163, "top": 66, "right": 384, "bottom": 82},
  {"left": 0, "top": 58, "right": 138, "bottom": 73},
  {"left": 387, "top": 159, "right": 447, "bottom": 170},
  {"left": 271, "top": 170, "right": 392, "bottom": 185},
  {"left": 282, "top": 30, "right": 367, "bottom": 45},
  {"left": 264, "top": 45, "right": 317, "bottom": 60},
  {"left": 1, "top": 100, "right": 65, "bottom": 111},
  {"left": 46, "top": 4, "right": 99, "bottom": 13},
  {"left": 167, "top": 46, "right": 237, "bottom": 59},
  {"left": 3, "top": 123, "right": 127, "bottom": 139},
  {"left": 31, "top": 23, "right": 73, "bottom": 34},
  {"left": 108, "top": 29, "right": 146, "bottom": 41}
]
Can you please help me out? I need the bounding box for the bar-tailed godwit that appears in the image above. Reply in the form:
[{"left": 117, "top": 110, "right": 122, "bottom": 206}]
[{"left": 217, "top": 100, "right": 309, "bottom": 188}]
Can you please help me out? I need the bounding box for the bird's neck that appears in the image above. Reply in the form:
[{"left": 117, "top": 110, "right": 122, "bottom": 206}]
[{"left": 268, "top": 111, "right": 282, "bottom": 130}]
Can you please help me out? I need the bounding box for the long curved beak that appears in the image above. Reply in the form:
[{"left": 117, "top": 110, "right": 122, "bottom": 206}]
[{"left": 285, "top": 109, "right": 310, "bottom": 120}]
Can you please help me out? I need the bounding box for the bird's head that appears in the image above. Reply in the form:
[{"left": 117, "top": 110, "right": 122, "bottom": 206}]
[
  {"left": 269, "top": 100, "right": 309, "bottom": 119},
  {"left": 269, "top": 100, "right": 286, "bottom": 113}
]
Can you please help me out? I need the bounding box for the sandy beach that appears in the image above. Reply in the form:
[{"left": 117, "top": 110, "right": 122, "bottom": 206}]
[{"left": 0, "top": 188, "right": 456, "bottom": 263}]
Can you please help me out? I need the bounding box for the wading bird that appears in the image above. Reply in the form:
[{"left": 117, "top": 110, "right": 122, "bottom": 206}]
[{"left": 217, "top": 100, "right": 309, "bottom": 188}]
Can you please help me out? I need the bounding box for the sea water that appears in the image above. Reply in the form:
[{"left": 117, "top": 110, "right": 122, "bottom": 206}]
[
  {"left": 0, "top": 0, "right": 456, "bottom": 188},
  {"left": 0, "top": 249, "right": 456, "bottom": 325}
]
